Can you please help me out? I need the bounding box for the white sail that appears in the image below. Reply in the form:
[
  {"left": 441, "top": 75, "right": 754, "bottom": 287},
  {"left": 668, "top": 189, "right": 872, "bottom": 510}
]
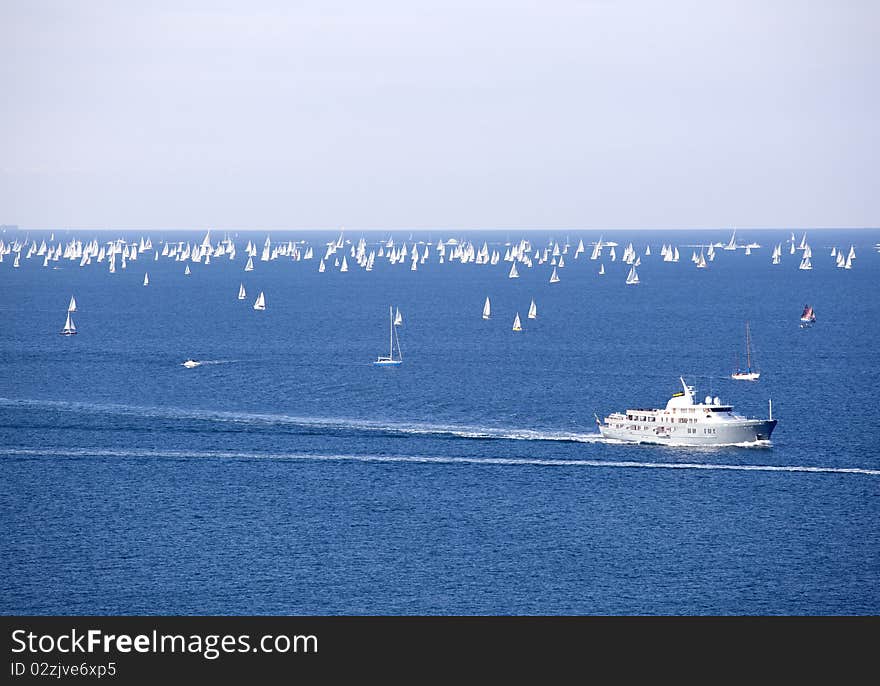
[
  {"left": 625, "top": 265, "right": 640, "bottom": 285},
  {"left": 143, "top": 272, "right": 149, "bottom": 286},
  {"left": 238, "top": 283, "right": 246, "bottom": 300},
  {"left": 549, "top": 266, "right": 560, "bottom": 283},
  {"left": 185, "top": 264, "right": 191, "bottom": 275},
  {"left": 512, "top": 313, "right": 522, "bottom": 331},
  {"left": 68, "top": 295, "right": 77, "bottom": 312},
  {"left": 340, "top": 256, "right": 349, "bottom": 272},
  {"left": 508, "top": 262, "right": 519, "bottom": 278},
  {"left": 60, "top": 311, "right": 77, "bottom": 335},
  {"left": 394, "top": 307, "right": 403, "bottom": 326},
  {"left": 374, "top": 305, "right": 403, "bottom": 364},
  {"left": 599, "top": 264, "right": 605, "bottom": 275},
  {"left": 253, "top": 291, "right": 266, "bottom": 310},
  {"left": 482, "top": 297, "right": 491, "bottom": 320},
  {"left": 318, "top": 259, "right": 326, "bottom": 273},
  {"left": 245, "top": 256, "right": 254, "bottom": 272},
  {"left": 528, "top": 299, "right": 537, "bottom": 319}
]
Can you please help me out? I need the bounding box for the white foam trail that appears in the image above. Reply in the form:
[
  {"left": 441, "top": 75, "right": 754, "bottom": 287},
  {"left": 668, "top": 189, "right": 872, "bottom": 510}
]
[
  {"left": 2, "top": 447, "right": 878, "bottom": 477},
  {"left": 0, "top": 397, "right": 602, "bottom": 443}
]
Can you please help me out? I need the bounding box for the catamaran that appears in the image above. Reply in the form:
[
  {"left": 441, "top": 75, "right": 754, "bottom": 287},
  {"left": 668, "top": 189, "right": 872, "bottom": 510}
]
[
  {"left": 60, "top": 311, "right": 77, "bottom": 336},
  {"left": 253, "top": 291, "right": 266, "bottom": 311},
  {"left": 374, "top": 306, "right": 403, "bottom": 365},
  {"left": 731, "top": 321, "right": 760, "bottom": 380}
]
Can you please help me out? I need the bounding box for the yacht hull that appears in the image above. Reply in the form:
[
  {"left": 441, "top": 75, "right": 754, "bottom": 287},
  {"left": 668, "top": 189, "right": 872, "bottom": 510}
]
[{"left": 599, "top": 419, "right": 777, "bottom": 446}]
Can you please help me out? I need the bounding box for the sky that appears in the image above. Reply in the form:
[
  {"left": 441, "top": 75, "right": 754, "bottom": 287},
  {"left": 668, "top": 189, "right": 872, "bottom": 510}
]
[{"left": 2, "top": 0, "right": 878, "bottom": 230}]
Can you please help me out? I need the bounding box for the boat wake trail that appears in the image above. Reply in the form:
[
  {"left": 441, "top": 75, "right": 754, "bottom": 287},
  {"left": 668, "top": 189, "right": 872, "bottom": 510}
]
[
  {"left": 2, "top": 447, "right": 879, "bottom": 477},
  {"left": 0, "top": 397, "right": 603, "bottom": 444}
]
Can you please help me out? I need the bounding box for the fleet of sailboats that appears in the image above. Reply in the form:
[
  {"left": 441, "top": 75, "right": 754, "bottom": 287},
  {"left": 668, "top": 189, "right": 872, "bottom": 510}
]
[{"left": 8, "top": 232, "right": 856, "bottom": 366}]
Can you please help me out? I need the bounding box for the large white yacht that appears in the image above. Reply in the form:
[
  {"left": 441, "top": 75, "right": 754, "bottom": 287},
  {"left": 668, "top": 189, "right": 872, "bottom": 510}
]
[{"left": 596, "top": 377, "right": 777, "bottom": 445}]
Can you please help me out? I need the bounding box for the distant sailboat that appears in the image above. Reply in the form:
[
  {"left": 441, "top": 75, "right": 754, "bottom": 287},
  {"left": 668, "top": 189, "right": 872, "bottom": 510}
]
[
  {"left": 508, "top": 262, "right": 519, "bottom": 279},
  {"left": 238, "top": 283, "right": 246, "bottom": 300},
  {"left": 245, "top": 256, "right": 254, "bottom": 272},
  {"left": 482, "top": 297, "right": 491, "bottom": 320},
  {"left": 528, "top": 299, "right": 537, "bottom": 319},
  {"left": 340, "top": 256, "right": 349, "bottom": 272},
  {"left": 60, "top": 311, "right": 77, "bottom": 336},
  {"left": 599, "top": 264, "right": 605, "bottom": 275},
  {"left": 512, "top": 313, "right": 522, "bottom": 331},
  {"left": 800, "top": 304, "right": 816, "bottom": 327},
  {"left": 549, "top": 267, "right": 560, "bottom": 283},
  {"left": 253, "top": 291, "right": 266, "bottom": 311},
  {"left": 625, "top": 265, "right": 639, "bottom": 285},
  {"left": 374, "top": 306, "right": 403, "bottom": 365},
  {"left": 184, "top": 264, "right": 191, "bottom": 275},
  {"left": 143, "top": 272, "right": 149, "bottom": 286},
  {"left": 68, "top": 295, "right": 77, "bottom": 312},
  {"left": 394, "top": 307, "right": 403, "bottom": 326},
  {"left": 731, "top": 321, "right": 760, "bottom": 380}
]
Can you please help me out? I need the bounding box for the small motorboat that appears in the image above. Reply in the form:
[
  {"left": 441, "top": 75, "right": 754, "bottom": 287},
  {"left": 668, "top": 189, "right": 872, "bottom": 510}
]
[{"left": 182, "top": 359, "right": 202, "bottom": 368}]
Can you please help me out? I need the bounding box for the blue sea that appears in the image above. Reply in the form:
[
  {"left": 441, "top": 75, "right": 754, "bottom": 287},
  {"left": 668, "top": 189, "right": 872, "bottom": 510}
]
[{"left": 1, "top": 228, "right": 878, "bottom": 615}]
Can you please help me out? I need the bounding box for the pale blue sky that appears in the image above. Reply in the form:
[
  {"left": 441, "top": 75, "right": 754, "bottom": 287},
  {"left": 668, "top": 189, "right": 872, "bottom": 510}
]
[{"left": 2, "top": 0, "right": 877, "bottom": 229}]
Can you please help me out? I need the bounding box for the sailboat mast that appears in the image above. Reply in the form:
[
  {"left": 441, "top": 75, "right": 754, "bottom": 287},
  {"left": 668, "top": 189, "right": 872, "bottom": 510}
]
[
  {"left": 746, "top": 322, "right": 751, "bottom": 369},
  {"left": 389, "top": 306, "right": 393, "bottom": 358}
]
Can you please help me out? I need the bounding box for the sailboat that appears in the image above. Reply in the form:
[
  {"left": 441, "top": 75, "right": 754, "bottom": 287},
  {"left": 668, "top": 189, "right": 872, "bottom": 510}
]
[
  {"left": 253, "top": 291, "right": 266, "bottom": 311},
  {"left": 482, "top": 297, "right": 491, "bottom": 320},
  {"left": 549, "top": 266, "right": 560, "bottom": 283},
  {"left": 238, "top": 283, "right": 247, "bottom": 300},
  {"left": 374, "top": 306, "right": 403, "bottom": 365},
  {"left": 68, "top": 295, "right": 77, "bottom": 312},
  {"left": 731, "top": 322, "right": 760, "bottom": 380},
  {"left": 800, "top": 304, "right": 816, "bottom": 327},
  {"left": 184, "top": 264, "right": 191, "bottom": 275},
  {"left": 394, "top": 307, "right": 403, "bottom": 326},
  {"left": 599, "top": 264, "right": 605, "bottom": 275},
  {"left": 143, "top": 272, "right": 149, "bottom": 286},
  {"left": 512, "top": 313, "right": 522, "bottom": 331},
  {"left": 508, "top": 262, "right": 519, "bottom": 279},
  {"left": 60, "top": 311, "right": 77, "bottom": 336},
  {"left": 528, "top": 299, "right": 537, "bottom": 319},
  {"left": 245, "top": 256, "right": 254, "bottom": 272},
  {"left": 625, "top": 265, "right": 639, "bottom": 285}
]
